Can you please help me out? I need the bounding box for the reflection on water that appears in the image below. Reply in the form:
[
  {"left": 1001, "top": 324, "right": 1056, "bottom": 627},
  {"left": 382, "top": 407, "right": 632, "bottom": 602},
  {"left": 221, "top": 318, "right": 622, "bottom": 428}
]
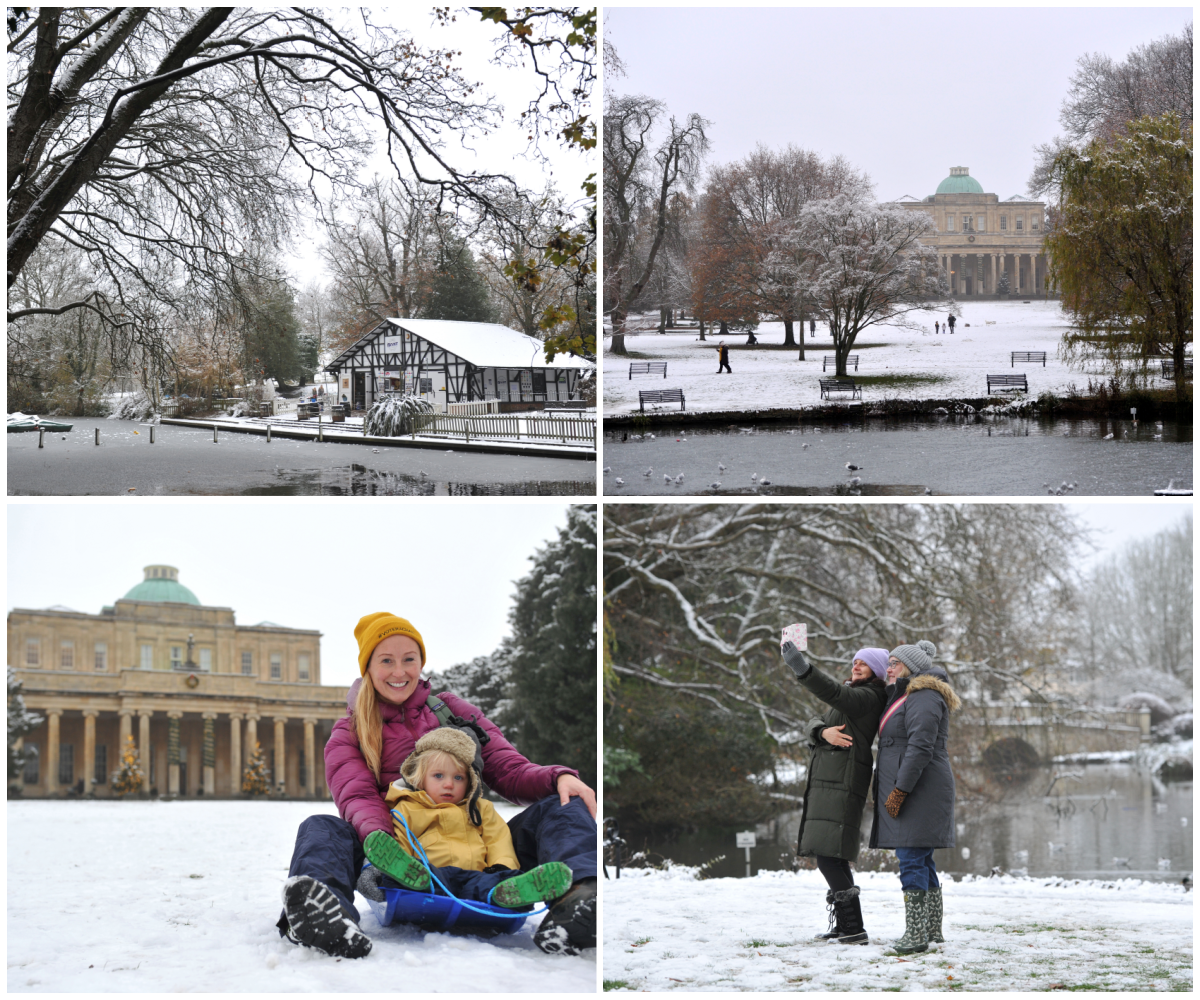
[
  {"left": 618, "top": 763, "right": 1191, "bottom": 883},
  {"left": 237, "top": 465, "right": 593, "bottom": 496}
]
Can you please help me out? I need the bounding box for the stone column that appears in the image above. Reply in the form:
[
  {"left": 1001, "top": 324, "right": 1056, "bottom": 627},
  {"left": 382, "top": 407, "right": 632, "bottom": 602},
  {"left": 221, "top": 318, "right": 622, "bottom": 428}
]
[
  {"left": 303, "top": 719, "right": 317, "bottom": 799},
  {"left": 1013, "top": 252, "right": 1021, "bottom": 294},
  {"left": 83, "top": 710, "right": 98, "bottom": 795},
  {"left": 167, "top": 711, "right": 182, "bottom": 797},
  {"left": 991, "top": 254, "right": 997, "bottom": 294},
  {"left": 202, "top": 713, "right": 216, "bottom": 796},
  {"left": 138, "top": 710, "right": 152, "bottom": 794},
  {"left": 229, "top": 713, "right": 243, "bottom": 795},
  {"left": 1031, "top": 253, "right": 1039, "bottom": 297},
  {"left": 118, "top": 709, "right": 133, "bottom": 749},
  {"left": 245, "top": 713, "right": 259, "bottom": 756},
  {"left": 45, "top": 710, "right": 62, "bottom": 795},
  {"left": 274, "top": 716, "right": 288, "bottom": 796}
]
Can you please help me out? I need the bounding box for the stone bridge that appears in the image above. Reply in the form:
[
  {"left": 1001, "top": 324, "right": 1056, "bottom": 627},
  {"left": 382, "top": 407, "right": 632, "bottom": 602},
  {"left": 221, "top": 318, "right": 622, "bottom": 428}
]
[{"left": 958, "top": 703, "right": 1150, "bottom": 761}]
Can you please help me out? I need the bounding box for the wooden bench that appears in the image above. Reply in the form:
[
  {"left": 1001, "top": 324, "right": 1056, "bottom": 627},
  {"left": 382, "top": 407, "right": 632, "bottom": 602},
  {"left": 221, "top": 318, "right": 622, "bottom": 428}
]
[
  {"left": 1160, "top": 358, "right": 1193, "bottom": 379},
  {"left": 1011, "top": 351, "right": 1047, "bottom": 367},
  {"left": 819, "top": 378, "right": 861, "bottom": 400},
  {"left": 628, "top": 361, "right": 668, "bottom": 379},
  {"left": 823, "top": 354, "right": 859, "bottom": 372},
  {"left": 987, "top": 374, "right": 1028, "bottom": 393},
  {"left": 639, "top": 388, "right": 685, "bottom": 411}
]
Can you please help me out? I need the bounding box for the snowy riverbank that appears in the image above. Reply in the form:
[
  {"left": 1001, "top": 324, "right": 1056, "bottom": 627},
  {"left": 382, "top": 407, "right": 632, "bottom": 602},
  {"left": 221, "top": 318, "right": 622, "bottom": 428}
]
[
  {"left": 603, "top": 866, "right": 1192, "bottom": 992},
  {"left": 7, "top": 800, "right": 595, "bottom": 993}
]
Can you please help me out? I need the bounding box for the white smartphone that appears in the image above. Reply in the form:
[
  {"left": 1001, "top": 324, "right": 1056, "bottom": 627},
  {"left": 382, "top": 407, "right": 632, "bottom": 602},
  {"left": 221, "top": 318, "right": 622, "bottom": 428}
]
[{"left": 781, "top": 623, "right": 807, "bottom": 650}]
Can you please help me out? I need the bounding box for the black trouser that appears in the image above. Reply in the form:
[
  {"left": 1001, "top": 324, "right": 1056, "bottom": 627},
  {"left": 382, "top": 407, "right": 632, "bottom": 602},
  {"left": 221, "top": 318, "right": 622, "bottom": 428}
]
[{"left": 815, "top": 855, "right": 855, "bottom": 893}]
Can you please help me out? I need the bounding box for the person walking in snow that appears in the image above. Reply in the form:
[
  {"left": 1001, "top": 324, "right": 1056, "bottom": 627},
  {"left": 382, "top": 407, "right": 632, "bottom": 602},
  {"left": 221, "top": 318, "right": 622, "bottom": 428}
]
[
  {"left": 277, "top": 613, "right": 597, "bottom": 959},
  {"left": 946, "top": 314, "right": 956, "bottom": 334},
  {"left": 870, "top": 641, "right": 960, "bottom": 955},
  {"left": 809, "top": 318, "right": 817, "bottom": 338},
  {"left": 781, "top": 642, "right": 889, "bottom": 945},
  {"left": 716, "top": 341, "right": 732, "bottom": 374},
  {"left": 934, "top": 320, "right": 940, "bottom": 335}
]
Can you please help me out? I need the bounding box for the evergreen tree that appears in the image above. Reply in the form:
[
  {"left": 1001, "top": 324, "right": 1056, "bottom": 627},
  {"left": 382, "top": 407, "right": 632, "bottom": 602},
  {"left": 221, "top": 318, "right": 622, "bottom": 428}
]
[
  {"left": 996, "top": 269, "right": 1010, "bottom": 295},
  {"left": 504, "top": 506, "right": 597, "bottom": 787},
  {"left": 238, "top": 276, "right": 304, "bottom": 387},
  {"left": 242, "top": 741, "right": 271, "bottom": 796},
  {"left": 427, "top": 640, "right": 516, "bottom": 724},
  {"left": 424, "top": 236, "right": 496, "bottom": 323},
  {"left": 7, "top": 667, "right": 43, "bottom": 782},
  {"left": 110, "top": 736, "right": 145, "bottom": 797}
]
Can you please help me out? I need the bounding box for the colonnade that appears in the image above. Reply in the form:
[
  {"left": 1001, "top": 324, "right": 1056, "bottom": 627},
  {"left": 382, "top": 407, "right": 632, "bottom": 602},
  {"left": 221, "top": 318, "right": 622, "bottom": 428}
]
[{"left": 940, "top": 251, "right": 1043, "bottom": 297}]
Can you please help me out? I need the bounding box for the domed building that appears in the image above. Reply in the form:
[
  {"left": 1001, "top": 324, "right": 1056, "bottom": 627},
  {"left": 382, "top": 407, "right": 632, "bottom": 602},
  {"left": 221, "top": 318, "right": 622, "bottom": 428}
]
[
  {"left": 8, "top": 566, "right": 347, "bottom": 800},
  {"left": 886, "top": 167, "right": 1049, "bottom": 298}
]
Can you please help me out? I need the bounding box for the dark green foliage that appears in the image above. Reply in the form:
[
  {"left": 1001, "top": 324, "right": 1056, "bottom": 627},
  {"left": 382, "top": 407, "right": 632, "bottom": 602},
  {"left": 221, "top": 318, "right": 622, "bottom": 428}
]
[
  {"left": 504, "top": 506, "right": 597, "bottom": 787},
  {"left": 605, "top": 682, "right": 776, "bottom": 830},
  {"left": 424, "top": 237, "right": 495, "bottom": 323},
  {"left": 240, "top": 278, "right": 304, "bottom": 386},
  {"left": 428, "top": 640, "right": 516, "bottom": 723}
]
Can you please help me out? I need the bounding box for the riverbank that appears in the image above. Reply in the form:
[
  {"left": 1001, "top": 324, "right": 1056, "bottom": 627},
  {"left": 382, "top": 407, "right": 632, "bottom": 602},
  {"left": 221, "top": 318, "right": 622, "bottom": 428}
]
[{"left": 604, "top": 867, "right": 1193, "bottom": 992}]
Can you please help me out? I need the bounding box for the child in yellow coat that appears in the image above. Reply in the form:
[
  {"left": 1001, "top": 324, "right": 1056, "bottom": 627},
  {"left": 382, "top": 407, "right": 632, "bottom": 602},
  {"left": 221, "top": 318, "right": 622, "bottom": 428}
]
[{"left": 364, "top": 728, "right": 571, "bottom": 908}]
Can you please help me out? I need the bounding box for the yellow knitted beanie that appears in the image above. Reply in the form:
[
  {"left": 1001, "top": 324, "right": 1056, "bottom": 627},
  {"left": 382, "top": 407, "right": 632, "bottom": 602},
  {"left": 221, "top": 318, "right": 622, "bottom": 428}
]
[{"left": 355, "top": 612, "right": 426, "bottom": 675}]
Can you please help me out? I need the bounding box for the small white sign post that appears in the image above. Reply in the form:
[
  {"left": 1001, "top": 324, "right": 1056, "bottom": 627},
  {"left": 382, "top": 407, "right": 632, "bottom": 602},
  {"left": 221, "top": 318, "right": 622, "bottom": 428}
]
[{"left": 736, "top": 831, "right": 756, "bottom": 878}]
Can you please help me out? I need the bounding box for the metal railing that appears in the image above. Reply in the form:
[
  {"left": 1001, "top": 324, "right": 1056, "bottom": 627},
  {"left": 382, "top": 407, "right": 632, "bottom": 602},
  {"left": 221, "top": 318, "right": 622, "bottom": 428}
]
[{"left": 412, "top": 412, "right": 596, "bottom": 446}]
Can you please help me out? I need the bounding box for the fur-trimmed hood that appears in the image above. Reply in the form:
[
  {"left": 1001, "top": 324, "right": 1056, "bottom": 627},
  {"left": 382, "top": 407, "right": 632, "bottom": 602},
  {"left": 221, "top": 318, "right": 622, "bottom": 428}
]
[{"left": 907, "top": 673, "right": 962, "bottom": 712}]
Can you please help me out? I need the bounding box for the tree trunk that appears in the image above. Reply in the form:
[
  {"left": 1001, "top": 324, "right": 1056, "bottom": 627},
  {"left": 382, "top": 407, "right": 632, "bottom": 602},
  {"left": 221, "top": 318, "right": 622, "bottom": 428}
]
[
  {"left": 719, "top": 320, "right": 729, "bottom": 337},
  {"left": 698, "top": 319, "right": 706, "bottom": 341},
  {"left": 611, "top": 333, "right": 627, "bottom": 355},
  {"left": 658, "top": 307, "right": 667, "bottom": 334},
  {"left": 782, "top": 316, "right": 795, "bottom": 348},
  {"left": 796, "top": 307, "right": 806, "bottom": 361}
]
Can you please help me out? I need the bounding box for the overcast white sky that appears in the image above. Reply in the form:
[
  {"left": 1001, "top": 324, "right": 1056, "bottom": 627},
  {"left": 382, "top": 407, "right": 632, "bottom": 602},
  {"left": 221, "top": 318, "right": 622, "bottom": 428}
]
[
  {"left": 7, "top": 502, "right": 572, "bottom": 689},
  {"left": 604, "top": 6, "right": 1191, "bottom": 200}
]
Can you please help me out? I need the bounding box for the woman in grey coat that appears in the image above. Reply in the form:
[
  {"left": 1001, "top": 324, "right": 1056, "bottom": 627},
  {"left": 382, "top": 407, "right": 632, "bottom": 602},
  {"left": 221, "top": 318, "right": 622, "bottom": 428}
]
[{"left": 869, "top": 640, "right": 961, "bottom": 954}]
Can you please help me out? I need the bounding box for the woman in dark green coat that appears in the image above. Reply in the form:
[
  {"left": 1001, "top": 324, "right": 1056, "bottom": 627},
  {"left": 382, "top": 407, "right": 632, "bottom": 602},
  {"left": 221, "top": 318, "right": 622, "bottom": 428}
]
[{"left": 781, "top": 641, "right": 888, "bottom": 945}]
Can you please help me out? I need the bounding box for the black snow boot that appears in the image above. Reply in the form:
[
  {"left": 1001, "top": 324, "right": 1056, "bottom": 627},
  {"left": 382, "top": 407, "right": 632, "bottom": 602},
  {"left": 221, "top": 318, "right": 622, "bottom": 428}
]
[
  {"left": 278, "top": 876, "right": 372, "bottom": 959},
  {"left": 813, "top": 890, "right": 841, "bottom": 940},
  {"left": 832, "top": 885, "right": 869, "bottom": 945},
  {"left": 533, "top": 878, "right": 596, "bottom": 955}
]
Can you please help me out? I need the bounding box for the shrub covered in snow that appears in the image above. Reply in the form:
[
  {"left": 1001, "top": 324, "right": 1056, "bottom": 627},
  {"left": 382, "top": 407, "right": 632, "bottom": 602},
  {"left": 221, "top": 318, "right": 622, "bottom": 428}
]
[
  {"left": 107, "top": 391, "right": 156, "bottom": 421},
  {"left": 1118, "top": 691, "right": 1176, "bottom": 727},
  {"left": 363, "top": 393, "right": 434, "bottom": 436}
]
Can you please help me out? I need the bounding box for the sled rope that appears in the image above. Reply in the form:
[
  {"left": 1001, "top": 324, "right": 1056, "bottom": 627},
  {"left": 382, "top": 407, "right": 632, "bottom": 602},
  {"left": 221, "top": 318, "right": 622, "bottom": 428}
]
[{"left": 382, "top": 808, "right": 551, "bottom": 917}]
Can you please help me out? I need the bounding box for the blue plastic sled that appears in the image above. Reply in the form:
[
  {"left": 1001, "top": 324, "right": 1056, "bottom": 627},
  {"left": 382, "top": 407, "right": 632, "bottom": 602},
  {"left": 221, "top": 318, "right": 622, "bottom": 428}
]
[{"left": 365, "top": 881, "right": 529, "bottom": 936}]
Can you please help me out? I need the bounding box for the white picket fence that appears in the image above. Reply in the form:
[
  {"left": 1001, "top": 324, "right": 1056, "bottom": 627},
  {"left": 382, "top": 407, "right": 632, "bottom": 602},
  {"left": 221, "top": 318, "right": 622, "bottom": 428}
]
[
  {"left": 447, "top": 399, "right": 500, "bottom": 415},
  {"left": 412, "top": 412, "right": 595, "bottom": 446}
]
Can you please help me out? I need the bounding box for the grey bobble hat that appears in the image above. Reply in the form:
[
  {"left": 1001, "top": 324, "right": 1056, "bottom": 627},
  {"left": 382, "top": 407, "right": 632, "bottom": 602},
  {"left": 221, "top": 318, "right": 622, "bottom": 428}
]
[{"left": 890, "top": 640, "right": 937, "bottom": 676}]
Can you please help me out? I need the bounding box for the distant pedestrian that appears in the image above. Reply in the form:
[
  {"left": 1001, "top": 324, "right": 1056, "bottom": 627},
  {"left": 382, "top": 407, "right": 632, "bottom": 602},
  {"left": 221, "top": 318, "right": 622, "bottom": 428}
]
[
  {"left": 934, "top": 321, "right": 939, "bottom": 335},
  {"left": 947, "top": 314, "right": 956, "bottom": 333},
  {"left": 716, "top": 341, "right": 732, "bottom": 374},
  {"left": 810, "top": 318, "right": 817, "bottom": 338}
]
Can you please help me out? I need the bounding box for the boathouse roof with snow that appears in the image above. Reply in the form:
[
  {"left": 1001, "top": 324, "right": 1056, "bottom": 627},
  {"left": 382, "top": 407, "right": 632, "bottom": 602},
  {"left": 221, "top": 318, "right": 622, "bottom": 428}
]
[{"left": 324, "top": 318, "right": 592, "bottom": 411}]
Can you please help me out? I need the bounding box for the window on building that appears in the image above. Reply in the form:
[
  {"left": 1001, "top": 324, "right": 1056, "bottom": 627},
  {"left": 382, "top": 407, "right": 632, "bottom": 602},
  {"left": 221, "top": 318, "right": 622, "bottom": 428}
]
[
  {"left": 1016, "top": 217, "right": 1024, "bottom": 231},
  {"left": 270, "top": 653, "right": 282, "bottom": 680},
  {"left": 199, "top": 648, "right": 212, "bottom": 672},
  {"left": 170, "top": 646, "right": 183, "bottom": 670},
  {"left": 977, "top": 215, "right": 986, "bottom": 232},
  {"left": 25, "top": 638, "right": 40, "bottom": 666},
  {"left": 22, "top": 745, "right": 39, "bottom": 784},
  {"left": 1000, "top": 215, "right": 1007, "bottom": 231},
  {"left": 59, "top": 743, "right": 74, "bottom": 786},
  {"left": 141, "top": 644, "right": 153, "bottom": 670},
  {"left": 946, "top": 215, "right": 954, "bottom": 232},
  {"left": 95, "top": 745, "right": 107, "bottom": 785},
  {"left": 60, "top": 641, "right": 74, "bottom": 669},
  {"left": 298, "top": 653, "right": 310, "bottom": 681},
  {"left": 961, "top": 216, "right": 972, "bottom": 232},
  {"left": 1031, "top": 216, "right": 1040, "bottom": 231},
  {"left": 94, "top": 643, "right": 107, "bottom": 671},
  {"left": 241, "top": 651, "right": 253, "bottom": 676}
]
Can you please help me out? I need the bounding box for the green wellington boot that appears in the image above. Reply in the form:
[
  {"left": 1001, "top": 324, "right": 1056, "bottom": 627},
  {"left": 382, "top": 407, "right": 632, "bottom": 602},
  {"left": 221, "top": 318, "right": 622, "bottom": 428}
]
[
  {"left": 490, "top": 862, "right": 573, "bottom": 908},
  {"left": 893, "top": 889, "right": 929, "bottom": 955},
  {"left": 926, "top": 885, "right": 944, "bottom": 944},
  {"left": 363, "top": 830, "right": 431, "bottom": 892}
]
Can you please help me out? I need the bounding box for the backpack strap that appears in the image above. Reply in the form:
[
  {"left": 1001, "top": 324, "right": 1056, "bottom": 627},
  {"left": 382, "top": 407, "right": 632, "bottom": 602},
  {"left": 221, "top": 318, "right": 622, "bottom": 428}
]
[{"left": 425, "top": 693, "right": 490, "bottom": 776}]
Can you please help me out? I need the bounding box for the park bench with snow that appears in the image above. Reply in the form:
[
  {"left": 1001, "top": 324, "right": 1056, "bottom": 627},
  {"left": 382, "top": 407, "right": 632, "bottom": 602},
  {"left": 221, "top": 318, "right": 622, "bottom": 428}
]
[
  {"left": 1160, "top": 358, "right": 1192, "bottom": 379},
  {"left": 819, "top": 378, "right": 862, "bottom": 401},
  {"left": 987, "top": 374, "right": 1028, "bottom": 393},
  {"left": 639, "top": 388, "right": 685, "bottom": 411},
  {"left": 1011, "top": 351, "right": 1047, "bottom": 367},
  {"left": 822, "top": 354, "right": 859, "bottom": 372},
  {"left": 628, "top": 361, "right": 668, "bottom": 379}
]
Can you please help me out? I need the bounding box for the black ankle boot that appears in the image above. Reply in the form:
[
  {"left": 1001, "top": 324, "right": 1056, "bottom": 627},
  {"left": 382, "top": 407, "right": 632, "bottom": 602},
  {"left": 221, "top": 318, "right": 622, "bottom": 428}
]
[
  {"left": 813, "top": 889, "right": 841, "bottom": 940},
  {"left": 833, "top": 885, "right": 868, "bottom": 945}
]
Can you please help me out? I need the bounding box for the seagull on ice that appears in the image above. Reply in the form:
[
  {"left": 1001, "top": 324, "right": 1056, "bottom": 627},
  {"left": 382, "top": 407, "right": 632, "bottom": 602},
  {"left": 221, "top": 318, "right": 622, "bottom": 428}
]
[
  {"left": 718, "top": 462, "right": 727, "bottom": 472},
  {"left": 603, "top": 467, "right": 611, "bottom": 473},
  {"left": 845, "top": 462, "right": 862, "bottom": 472},
  {"left": 643, "top": 467, "right": 653, "bottom": 477},
  {"left": 372, "top": 448, "right": 380, "bottom": 454},
  {"left": 801, "top": 442, "right": 810, "bottom": 449},
  {"left": 750, "top": 473, "right": 758, "bottom": 482},
  {"left": 1103, "top": 432, "right": 1114, "bottom": 440},
  {"left": 674, "top": 473, "right": 685, "bottom": 484},
  {"left": 759, "top": 478, "right": 771, "bottom": 486},
  {"left": 848, "top": 476, "right": 862, "bottom": 488},
  {"left": 710, "top": 481, "right": 722, "bottom": 490},
  {"left": 924, "top": 487, "right": 932, "bottom": 495},
  {"left": 663, "top": 473, "right": 673, "bottom": 483},
  {"left": 614, "top": 477, "right": 625, "bottom": 485},
  {"left": 419, "top": 470, "right": 428, "bottom": 477}
]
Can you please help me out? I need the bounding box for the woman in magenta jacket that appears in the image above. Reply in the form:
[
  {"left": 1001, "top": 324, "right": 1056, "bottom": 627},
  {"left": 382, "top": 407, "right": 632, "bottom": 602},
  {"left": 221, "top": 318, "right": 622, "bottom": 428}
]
[{"left": 277, "top": 613, "right": 597, "bottom": 959}]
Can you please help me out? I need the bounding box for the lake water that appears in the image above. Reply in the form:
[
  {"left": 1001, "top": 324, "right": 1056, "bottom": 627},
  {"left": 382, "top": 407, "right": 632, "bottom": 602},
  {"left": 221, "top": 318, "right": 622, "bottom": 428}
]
[
  {"left": 615, "top": 763, "right": 1192, "bottom": 884},
  {"left": 604, "top": 416, "right": 1192, "bottom": 496},
  {"left": 8, "top": 418, "right": 596, "bottom": 496}
]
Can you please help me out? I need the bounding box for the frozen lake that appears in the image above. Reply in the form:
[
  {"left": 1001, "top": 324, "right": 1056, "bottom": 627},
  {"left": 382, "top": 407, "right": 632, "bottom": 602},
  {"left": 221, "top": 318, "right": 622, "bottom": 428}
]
[
  {"left": 604, "top": 415, "right": 1191, "bottom": 496},
  {"left": 8, "top": 418, "right": 596, "bottom": 496}
]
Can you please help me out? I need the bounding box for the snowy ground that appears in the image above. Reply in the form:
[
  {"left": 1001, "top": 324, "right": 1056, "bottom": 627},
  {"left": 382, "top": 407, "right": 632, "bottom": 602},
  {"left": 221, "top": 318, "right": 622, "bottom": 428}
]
[
  {"left": 603, "top": 867, "right": 1193, "bottom": 992},
  {"left": 604, "top": 301, "right": 1181, "bottom": 415},
  {"left": 7, "top": 800, "right": 594, "bottom": 993}
]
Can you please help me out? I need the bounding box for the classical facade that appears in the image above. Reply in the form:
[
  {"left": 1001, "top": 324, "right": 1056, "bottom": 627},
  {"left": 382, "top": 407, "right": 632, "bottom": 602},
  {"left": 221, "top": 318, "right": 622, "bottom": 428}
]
[
  {"left": 9, "top": 566, "right": 349, "bottom": 799},
  {"left": 887, "top": 167, "right": 1050, "bottom": 298}
]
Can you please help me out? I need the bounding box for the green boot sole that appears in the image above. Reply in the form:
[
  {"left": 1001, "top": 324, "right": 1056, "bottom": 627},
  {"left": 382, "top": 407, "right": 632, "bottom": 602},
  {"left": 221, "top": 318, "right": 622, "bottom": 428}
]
[
  {"left": 491, "top": 862, "right": 573, "bottom": 908},
  {"left": 363, "top": 830, "right": 431, "bottom": 892}
]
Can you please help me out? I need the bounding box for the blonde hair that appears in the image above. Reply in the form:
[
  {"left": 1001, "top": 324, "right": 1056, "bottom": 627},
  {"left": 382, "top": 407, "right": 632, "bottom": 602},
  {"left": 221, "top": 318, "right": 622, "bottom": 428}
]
[
  {"left": 352, "top": 676, "right": 385, "bottom": 781},
  {"left": 410, "top": 750, "right": 467, "bottom": 792}
]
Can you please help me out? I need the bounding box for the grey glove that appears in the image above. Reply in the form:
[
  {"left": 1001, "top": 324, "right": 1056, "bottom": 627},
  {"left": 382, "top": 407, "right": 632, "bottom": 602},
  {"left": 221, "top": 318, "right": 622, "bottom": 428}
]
[
  {"left": 356, "top": 863, "right": 387, "bottom": 902},
  {"left": 781, "top": 640, "right": 811, "bottom": 679}
]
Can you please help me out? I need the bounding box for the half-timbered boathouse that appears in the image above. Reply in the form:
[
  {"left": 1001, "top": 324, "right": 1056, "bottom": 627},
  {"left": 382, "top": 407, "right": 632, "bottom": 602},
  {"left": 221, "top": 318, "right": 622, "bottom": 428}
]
[{"left": 325, "top": 318, "right": 593, "bottom": 413}]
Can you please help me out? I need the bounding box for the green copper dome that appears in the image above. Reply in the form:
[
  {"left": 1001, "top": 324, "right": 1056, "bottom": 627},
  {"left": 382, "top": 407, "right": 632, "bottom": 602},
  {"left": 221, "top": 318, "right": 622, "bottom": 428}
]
[
  {"left": 122, "top": 565, "right": 200, "bottom": 605},
  {"left": 936, "top": 166, "right": 984, "bottom": 195}
]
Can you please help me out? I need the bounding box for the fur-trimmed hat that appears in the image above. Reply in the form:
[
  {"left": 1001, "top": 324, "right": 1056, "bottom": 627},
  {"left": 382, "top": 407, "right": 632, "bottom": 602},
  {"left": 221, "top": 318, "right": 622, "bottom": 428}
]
[
  {"left": 400, "top": 728, "right": 483, "bottom": 826},
  {"left": 890, "top": 640, "right": 937, "bottom": 676}
]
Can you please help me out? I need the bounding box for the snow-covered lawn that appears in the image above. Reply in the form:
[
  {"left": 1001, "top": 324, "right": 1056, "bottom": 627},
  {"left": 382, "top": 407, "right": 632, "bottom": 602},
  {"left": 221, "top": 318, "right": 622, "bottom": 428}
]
[
  {"left": 604, "top": 301, "right": 1174, "bottom": 415},
  {"left": 7, "top": 800, "right": 594, "bottom": 993},
  {"left": 604, "top": 867, "right": 1192, "bottom": 992}
]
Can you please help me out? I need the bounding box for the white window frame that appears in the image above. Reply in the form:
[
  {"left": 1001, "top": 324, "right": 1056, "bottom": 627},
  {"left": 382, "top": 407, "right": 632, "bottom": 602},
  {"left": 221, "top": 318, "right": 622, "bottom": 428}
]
[
  {"left": 298, "top": 653, "right": 310, "bottom": 681},
  {"left": 94, "top": 642, "right": 107, "bottom": 671},
  {"left": 25, "top": 638, "right": 40, "bottom": 666},
  {"left": 270, "top": 653, "right": 282, "bottom": 680},
  {"left": 60, "top": 641, "right": 74, "bottom": 669},
  {"left": 199, "top": 648, "right": 212, "bottom": 672},
  {"left": 241, "top": 651, "right": 253, "bottom": 676},
  {"left": 1000, "top": 214, "right": 1007, "bottom": 231},
  {"left": 170, "top": 646, "right": 183, "bottom": 670},
  {"left": 141, "top": 644, "right": 154, "bottom": 670},
  {"left": 1015, "top": 216, "right": 1024, "bottom": 231}
]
